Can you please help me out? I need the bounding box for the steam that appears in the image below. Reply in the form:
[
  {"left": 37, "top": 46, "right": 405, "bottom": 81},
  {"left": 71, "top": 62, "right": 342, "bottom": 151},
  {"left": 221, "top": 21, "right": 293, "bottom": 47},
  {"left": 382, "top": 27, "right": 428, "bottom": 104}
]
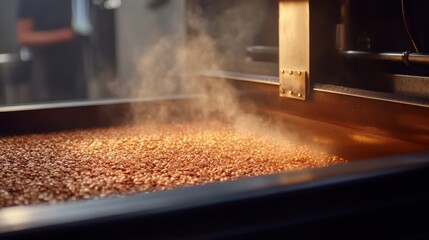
[
  {"left": 113, "top": 0, "right": 275, "bottom": 133},
  {"left": 100, "top": 1, "right": 343, "bottom": 160}
]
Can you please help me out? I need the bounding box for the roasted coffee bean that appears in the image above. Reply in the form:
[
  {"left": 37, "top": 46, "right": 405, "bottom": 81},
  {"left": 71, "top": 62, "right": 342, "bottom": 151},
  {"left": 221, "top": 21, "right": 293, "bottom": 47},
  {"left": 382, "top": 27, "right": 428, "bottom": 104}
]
[{"left": 0, "top": 122, "right": 346, "bottom": 207}]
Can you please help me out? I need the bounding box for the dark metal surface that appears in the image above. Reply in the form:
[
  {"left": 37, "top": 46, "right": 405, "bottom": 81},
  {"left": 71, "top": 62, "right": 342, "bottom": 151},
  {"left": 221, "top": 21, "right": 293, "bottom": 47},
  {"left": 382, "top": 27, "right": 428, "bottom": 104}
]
[
  {"left": 246, "top": 46, "right": 279, "bottom": 62},
  {"left": 0, "top": 94, "right": 202, "bottom": 135},
  {"left": 340, "top": 51, "right": 429, "bottom": 65},
  {"left": 378, "top": 74, "right": 429, "bottom": 98}
]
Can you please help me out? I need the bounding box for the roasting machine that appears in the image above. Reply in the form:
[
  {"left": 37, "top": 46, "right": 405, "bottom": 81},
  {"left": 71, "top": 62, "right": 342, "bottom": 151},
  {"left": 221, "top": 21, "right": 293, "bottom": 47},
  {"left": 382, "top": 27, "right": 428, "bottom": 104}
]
[{"left": 1, "top": 0, "right": 429, "bottom": 239}]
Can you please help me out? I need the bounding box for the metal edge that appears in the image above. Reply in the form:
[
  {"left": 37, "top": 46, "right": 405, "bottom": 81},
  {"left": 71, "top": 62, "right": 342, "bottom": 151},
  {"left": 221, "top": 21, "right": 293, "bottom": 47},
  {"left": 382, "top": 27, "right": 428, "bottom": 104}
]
[
  {"left": 314, "top": 83, "right": 429, "bottom": 108},
  {"left": 0, "top": 94, "right": 203, "bottom": 113},
  {"left": 200, "top": 70, "right": 279, "bottom": 86}
]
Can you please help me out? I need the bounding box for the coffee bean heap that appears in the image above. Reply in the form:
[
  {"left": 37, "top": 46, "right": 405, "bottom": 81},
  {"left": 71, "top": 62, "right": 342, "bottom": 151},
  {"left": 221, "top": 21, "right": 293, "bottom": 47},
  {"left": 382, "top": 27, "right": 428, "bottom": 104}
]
[{"left": 0, "top": 122, "right": 346, "bottom": 207}]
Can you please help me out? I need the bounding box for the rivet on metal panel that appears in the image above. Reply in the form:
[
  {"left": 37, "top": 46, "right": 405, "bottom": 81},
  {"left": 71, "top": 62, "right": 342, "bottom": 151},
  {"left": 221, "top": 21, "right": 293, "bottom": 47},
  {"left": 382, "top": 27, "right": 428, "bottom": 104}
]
[{"left": 279, "top": 70, "right": 307, "bottom": 100}]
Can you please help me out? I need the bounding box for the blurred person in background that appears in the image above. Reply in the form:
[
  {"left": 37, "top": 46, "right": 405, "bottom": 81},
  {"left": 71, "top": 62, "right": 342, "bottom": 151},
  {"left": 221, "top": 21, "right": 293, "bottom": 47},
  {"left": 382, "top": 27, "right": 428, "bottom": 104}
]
[{"left": 16, "top": 0, "right": 87, "bottom": 102}]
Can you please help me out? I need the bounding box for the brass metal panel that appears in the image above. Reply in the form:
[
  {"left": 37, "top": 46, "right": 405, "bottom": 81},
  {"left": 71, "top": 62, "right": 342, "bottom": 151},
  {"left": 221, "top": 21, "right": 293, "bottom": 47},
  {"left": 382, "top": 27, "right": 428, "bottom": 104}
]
[
  {"left": 279, "top": 0, "right": 310, "bottom": 100},
  {"left": 280, "top": 69, "right": 308, "bottom": 99}
]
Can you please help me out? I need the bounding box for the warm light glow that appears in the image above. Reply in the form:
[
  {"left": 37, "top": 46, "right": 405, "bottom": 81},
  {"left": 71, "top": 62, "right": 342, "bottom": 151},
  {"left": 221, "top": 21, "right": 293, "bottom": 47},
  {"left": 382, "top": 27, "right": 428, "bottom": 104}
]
[
  {"left": 311, "top": 136, "right": 334, "bottom": 145},
  {"left": 350, "top": 134, "right": 384, "bottom": 144},
  {"left": 0, "top": 207, "right": 32, "bottom": 229}
]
